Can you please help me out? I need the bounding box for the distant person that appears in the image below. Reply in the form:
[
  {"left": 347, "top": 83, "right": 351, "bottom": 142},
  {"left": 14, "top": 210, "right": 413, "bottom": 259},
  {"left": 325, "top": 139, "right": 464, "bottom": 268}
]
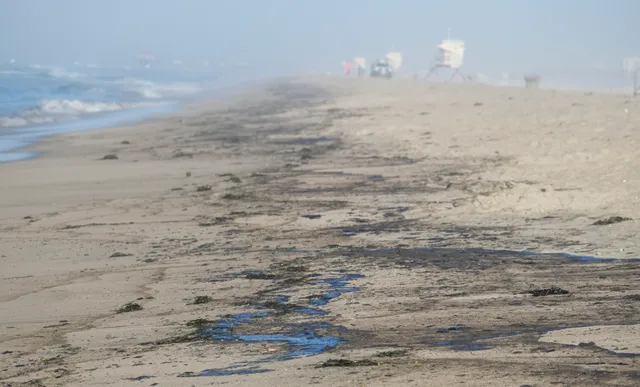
[{"left": 344, "top": 61, "right": 351, "bottom": 76}]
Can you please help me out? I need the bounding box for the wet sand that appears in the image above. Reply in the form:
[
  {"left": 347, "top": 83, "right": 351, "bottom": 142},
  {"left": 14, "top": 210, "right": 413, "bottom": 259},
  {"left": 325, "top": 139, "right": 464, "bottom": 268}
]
[{"left": 1, "top": 77, "right": 639, "bottom": 386}]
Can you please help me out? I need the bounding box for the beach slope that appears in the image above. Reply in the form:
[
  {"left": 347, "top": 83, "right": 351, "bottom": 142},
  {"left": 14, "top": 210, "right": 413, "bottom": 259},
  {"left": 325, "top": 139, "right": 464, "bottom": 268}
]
[{"left": 1, "top": 77, "right": 639, "bottom": 386}]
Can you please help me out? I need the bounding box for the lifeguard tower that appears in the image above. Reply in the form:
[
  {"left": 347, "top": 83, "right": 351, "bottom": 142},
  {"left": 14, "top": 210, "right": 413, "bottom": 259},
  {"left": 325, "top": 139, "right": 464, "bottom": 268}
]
[
  {"left": 623, "top": 57, "right": 640, "bottom": 96},
  {"left": 353, "top": 57, "right": 367, "bottom": 76},
  {"left": 424, "top": 31, "right": 466, "bottom": 82},
  {"left": 524, "top": 74, "right": 541, "bottom": 89},
  {"left": 385, "top": 52, "right": 403, "bottom": 72}
]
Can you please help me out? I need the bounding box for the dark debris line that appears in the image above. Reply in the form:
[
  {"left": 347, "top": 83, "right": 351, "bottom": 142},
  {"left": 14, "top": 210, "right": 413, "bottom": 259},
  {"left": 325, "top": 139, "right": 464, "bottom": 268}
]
[{"left": 179, "top": 273, "right": 364, "bottom": 377}]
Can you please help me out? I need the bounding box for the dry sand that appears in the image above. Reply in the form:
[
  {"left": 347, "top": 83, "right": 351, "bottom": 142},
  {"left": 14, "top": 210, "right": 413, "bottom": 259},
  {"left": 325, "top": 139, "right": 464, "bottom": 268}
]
[{"left": 1, "top": 77, "right": 639, "bottom": 386}]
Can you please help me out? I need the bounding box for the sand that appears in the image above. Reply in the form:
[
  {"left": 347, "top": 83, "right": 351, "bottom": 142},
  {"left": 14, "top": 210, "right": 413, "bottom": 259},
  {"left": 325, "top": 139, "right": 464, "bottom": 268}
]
[{"left": 1, "top": 77, "right": 639, "bottom": 386}]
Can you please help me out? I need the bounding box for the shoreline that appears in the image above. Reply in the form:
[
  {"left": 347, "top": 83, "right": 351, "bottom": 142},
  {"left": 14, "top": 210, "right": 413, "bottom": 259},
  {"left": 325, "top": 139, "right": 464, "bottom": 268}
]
[
  {"left": 0, "top": 76, "right": 266, "bottom": 164},
  {"left": 1, "top": 77, "right": 638, "bottom": 386},
  {"left": 0, "top": 102, "right": 179, "bottom": 163},
  {"left": 2, "top": 75, "right": 636, "bottom": 165}
]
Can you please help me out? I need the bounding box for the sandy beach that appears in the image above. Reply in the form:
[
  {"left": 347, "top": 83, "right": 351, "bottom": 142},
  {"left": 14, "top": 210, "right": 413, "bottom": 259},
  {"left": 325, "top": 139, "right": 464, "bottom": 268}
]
[{"left": 1, "top": 77, "right": 639, "bottom": 386}]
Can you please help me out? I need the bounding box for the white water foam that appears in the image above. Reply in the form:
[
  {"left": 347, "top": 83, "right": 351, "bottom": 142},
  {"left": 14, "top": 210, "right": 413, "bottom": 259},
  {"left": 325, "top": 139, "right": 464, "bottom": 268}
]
[
  {"left": 0, "top": 69, "right": 28, "bottom": 76},
  {"left": 1, "top": 65, "right": 202, "bottom": 130},
  {"left": 0, "top": 99, "right": 135, "bottom": 128},
  {"left": 29, "top": 65, "right": 84, "bottom": 79},
  {"left": 47, "top": 67, "right": 84, "bottom": 79},
  {"left": 41, "top": 99, "right": 125, "bottom": 114},
  {"left": 122, "top": 78, "right": 201, "bottom": 99}
]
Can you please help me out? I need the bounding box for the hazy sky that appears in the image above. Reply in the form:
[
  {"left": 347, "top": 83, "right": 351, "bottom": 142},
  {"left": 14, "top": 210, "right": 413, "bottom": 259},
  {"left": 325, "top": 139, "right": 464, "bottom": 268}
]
[{"left": 1, "top": 0, "right": 639, "bottom": 75}]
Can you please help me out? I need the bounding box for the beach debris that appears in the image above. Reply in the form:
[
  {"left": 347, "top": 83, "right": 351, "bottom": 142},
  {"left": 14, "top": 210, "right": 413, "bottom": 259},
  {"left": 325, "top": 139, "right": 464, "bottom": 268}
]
[
  {"left": 374, "top": 349, "right": 408, "bottom": 357},
  {"left": 527, "top": 286, "right": 569, "bottom": 297},
  {"left": 592, "top": 216, "right": 631, "bottom": 226},
  {"left": 126, "top": 376, "right": 154, "bottom": 381},
  {"left": 101, "top": 154, "right": 118, "bottom": 160},
  {"left": 43, "top": 320, "right": 69, "bottom": 329},
  {"left": 271, "top": 260, "right": 308, "bottom": 273},
  {"left": 530, "top": 346, "right": 556, "bottom": 353},
  {"left": 121, "top": 140, "right": 131, "bottom": 145},
  {"left": 155, "top": 332, "right": 202, "bottom": 345},
  {"left": 260, "top": 300, "right": 304, "bottom": 314},
  {"left": 198, "top": 216, "right": 233, "bottom": 226},
  {"left": 23, "top": 215, "right": 37, "bottom": 223},
  {"left": 110, "top": 252, "right": 133, "bottom": 258},
  {"left": 191, "top": 295, "right": 212, "bottom": 305},
  {"left": 218, "top": 173, "right": 242, "bottom": 183},
  {"left": 172, "top": 151, "right": 193, "bottom": 158},
  {"left": 577, "top": 341, "right": 601, "bottom": 349},
  {"left": 185, "top": 171, "right": 191, "bottom": 177},
  {"left": 222, "top": 192, "right": 249, "bottom": 200},
  {"left": 19, "top": 378, "right": 45, "bottom": 386},
  {"left": 244, "top": 270, "right": 278, "bottom": 280},
  {"left": 186, "top": 318, "right": 214, "bottom": 328},
  {"left": 302, "top": 214, "right": 322, "bottom": 220},
  {"left": 196, "top": 185, "right": 212, "bottom": 192},
  {"left": 117, "top": 302, "right": 143, "bottom": 313},
  {"left": 300, "top": 148, "right": 313, "bottom": 161},
  {"left": 53, "top": 368, "right": 71, "bottom": 378},
  {"left": 318, "top": 359, "right": 378, "bottom": 367},
  {"left": 437, "top": 325, "right": 464, "bottom": 333}
]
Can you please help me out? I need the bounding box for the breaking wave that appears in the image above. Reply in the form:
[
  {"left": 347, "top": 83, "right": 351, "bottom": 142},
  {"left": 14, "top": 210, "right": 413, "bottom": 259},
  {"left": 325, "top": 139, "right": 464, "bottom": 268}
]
[
  {"left": 0, "top": 69, "right": 28, "bottom": 76},
  {"left": 44, "top": 67, "right": 84, "bottom": 79},
  {"left": 0, "top": 64, "right": 206, "bottom": 129},
  {"left": 28, "top": 65, "right": 85, "bottom": 79},
  {"left": 0, "top": 99, "right": 134, "bottom": 128},
  {"left": 121, "top": 78, "right": 202, "bottom": 99}
]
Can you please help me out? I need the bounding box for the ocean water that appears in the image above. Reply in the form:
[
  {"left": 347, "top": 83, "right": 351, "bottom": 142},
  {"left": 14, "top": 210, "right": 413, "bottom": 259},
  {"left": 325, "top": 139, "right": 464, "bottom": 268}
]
[{"left": 0, "top": 64, "right": 222, "bottom": 162}]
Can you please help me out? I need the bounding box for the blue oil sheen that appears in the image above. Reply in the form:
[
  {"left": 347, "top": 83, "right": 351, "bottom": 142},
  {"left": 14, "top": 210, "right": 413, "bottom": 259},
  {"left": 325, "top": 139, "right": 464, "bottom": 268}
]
[{"left": 188, "top": 273, "right": 364, "bottom": 377}]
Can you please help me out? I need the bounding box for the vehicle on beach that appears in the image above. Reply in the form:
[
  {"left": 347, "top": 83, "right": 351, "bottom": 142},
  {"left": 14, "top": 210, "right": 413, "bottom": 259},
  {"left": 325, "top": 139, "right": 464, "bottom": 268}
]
[{"left": 370, "top": 60, "right": 393, "bottom": 79}]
